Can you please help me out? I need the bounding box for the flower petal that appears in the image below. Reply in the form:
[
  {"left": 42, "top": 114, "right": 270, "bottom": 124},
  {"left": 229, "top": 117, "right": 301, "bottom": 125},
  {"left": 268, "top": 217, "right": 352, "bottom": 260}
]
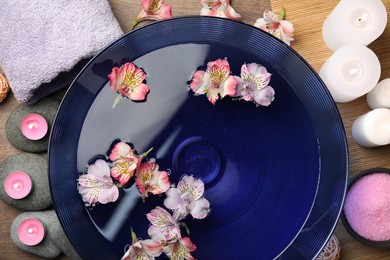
[
  {"left": 140, "top": 239, "right": 163, "bottom": 257},
  {"left": 219, "top": 75, "right": 237, "bottom": 98},
  {"left": 149, "top": 169, "right": 171, "bottom": 195},
  {"left": 253, "top": 86, "right": 275, "bottom": 106},
  {"left": 254, "top": 18, "right": 267, "bottom": 30},
  {"left": 225, "top": 5, "right": 241, "bottom": 20},
  {"left": 158, "top": 3, "right": 173, "bottom": 19},
  {"left": 98, "top": 185, "right": 119, "bottom": 204},
  {"left": 189, "top": 70, "right": 206, "bottom": 93},
  {"left": 129, "top": 83, "right": 150, "bottom": 101},
  {"left": 164, "top": 188, "right": 182, "bottom": 210},
  {"left": 190, "top": 198, "right": 210, "bottom": 219},
  {"left": 109, "top": 142, "right": 132, "bottom": 161},
  {"left": 87, "top": 159, "right": 111, "bottom": 179},
  {"left": 146, "top": 206, "right": 175, "bottom": 227}
]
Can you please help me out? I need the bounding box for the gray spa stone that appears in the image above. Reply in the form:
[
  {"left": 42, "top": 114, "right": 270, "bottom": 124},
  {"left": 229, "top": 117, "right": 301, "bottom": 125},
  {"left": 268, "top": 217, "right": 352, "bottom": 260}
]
[
  {"left": 6, "top": 97, "right": 60, "bottom": 152},
  {"left": 10, "top": 210, "right": 82, "bottom": 259},
  {"left": 0, "top": 153, "right": 52, "bottom": 210},
  {"left": 10, "top": 211, "right": 62, "bottom": 259}
]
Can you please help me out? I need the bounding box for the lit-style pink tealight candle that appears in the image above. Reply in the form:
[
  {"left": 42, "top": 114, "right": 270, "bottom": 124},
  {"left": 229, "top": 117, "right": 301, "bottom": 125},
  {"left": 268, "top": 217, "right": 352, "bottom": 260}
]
[
  {"left": 18, "top": 218, "right": 45, "bottom": 246},
  {"left": 20, "top": 113, "right": 48, "bottom": 140},
  {"left": 4, "top": 171, "right": 32, "bottom": 199}
]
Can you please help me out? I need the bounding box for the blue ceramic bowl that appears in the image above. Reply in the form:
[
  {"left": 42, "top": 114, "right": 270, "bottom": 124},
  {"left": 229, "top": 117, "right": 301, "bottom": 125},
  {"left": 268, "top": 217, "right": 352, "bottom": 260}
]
[{"left": 49, "top": 16, "right": 348, "bottom": 259}]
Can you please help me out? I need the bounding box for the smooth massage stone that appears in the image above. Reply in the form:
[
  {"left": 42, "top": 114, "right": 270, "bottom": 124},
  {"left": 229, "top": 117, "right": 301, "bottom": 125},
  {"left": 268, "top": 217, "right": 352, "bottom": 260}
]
[
  {"left": 10, "top": 211, "right": 61, "bottom": 259},
  {"left": 6, "top": 97, "right": 60, "bottom": 152},
  {"left": 0, "top": 153, "right": 52, "bottom": 210}
]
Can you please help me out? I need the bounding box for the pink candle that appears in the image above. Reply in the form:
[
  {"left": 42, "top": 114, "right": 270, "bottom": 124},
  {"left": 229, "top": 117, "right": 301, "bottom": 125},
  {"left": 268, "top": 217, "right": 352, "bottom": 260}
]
[
  {"left": 17, "top": 218, "right": 45, "bottom": 246},
  {"left": 4, "top": 171, "right": 32, "bottom": 199},
  {"left": 20, "top": 113, "right": 48, "bottom": 140}
]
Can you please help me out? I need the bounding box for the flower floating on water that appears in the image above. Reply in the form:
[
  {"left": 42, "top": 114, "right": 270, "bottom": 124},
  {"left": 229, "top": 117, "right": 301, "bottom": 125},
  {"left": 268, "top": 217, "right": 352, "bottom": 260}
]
[
  {"left": 165, "top": 175, "right": 210, "bottom": 220},
  {"left": 190, "top": 58, "right": 237, "bottom": 105},
  {"left": 135, "top": 159, "right": 171, "bottom": 199},
  {"left": 78, "top": 139, "right": 210, "bottom": 259},
  {"left": 234, "top": 63, "right": 275, "bottom": 106},
  {"left": 190, "top": 59, "right": 274, "bottom": 107},
  {"left": 254, "top": 9, "right": 294, "bottom": 45},
  {"left": 132, "top": 0, "right": 173, "bottom": 29},
  {"left": 147, "top": 206, "right": 182, "bottom": 243},
  {"left": 109, "top": 142, "right": 141, "bottom": 185},
  {"left": 200, "top": 0, "right": 241, "bottom": 21},
  {"left": 77, "top": 159, "right": 119, "bottom": 207},
  {"left": 108, "top": 62, "right": 150, "bottom": 108},
  {"left": 122, "top": 228, "right": 163, "bottom": 260},
  {"left": 163, "top": 237, "right": 197, "bottom": 260}
]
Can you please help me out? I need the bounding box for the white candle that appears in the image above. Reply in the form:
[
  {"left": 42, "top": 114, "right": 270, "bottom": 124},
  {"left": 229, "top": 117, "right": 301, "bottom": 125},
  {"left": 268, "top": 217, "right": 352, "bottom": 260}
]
[
  {"left": 319, "top": 44, "right": 380, "bottom": 103},
  {"left": 322, "top": 0, "right": 387, "bottom": 51},
  {"left": 352, "top": 108, "right": 390, "bottom": 148},
  {"left": 366, "top": 79, "right": 390, "bottom": 109}
]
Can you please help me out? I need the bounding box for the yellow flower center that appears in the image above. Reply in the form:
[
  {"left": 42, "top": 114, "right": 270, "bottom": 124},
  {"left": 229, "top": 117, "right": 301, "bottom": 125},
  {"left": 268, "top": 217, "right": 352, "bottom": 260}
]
[
  {"left": 149, "top": 0, "right": 162, "bottom": 12},
  {"left": 122, "top": 70, "right": 143, "bottom": 92},
  {"left": 209, "top": 68, "right": 228, "bottom": 85},
  {"left": 141, "top": 170, "right": 153, "bottom": 183},
  {"left": 116, "top": 160, "right": 134, "bottom": 178}
]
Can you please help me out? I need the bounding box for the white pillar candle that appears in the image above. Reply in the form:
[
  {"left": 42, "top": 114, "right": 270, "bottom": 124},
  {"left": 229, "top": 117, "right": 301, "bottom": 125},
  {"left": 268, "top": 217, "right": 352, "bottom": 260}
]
[
  {"left": 366, "top": 79, "right": 390, "bottom": 109},
  {"left": 319, "top": 44, "right": 380, "bottom": 103},
  {"left": 352, "top": 108, "right": 390, "bottom": 148},
  {"left": 322, "top": 0, "right": 387, "bottom": 51}
]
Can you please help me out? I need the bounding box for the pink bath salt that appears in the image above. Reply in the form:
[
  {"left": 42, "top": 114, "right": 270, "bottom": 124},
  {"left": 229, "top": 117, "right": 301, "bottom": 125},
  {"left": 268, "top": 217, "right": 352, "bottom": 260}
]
[{"left": 344, "top": 173, "right": 390, "bottom": 241}]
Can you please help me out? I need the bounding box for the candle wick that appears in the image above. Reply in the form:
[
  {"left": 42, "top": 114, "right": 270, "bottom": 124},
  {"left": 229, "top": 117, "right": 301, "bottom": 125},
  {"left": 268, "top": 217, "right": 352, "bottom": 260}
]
[
  {"left": 27, "top": 122, "right": 39, "bottom": 130},
  {"left": 358, "top": 13, "right": 368, "bottom": 23}
]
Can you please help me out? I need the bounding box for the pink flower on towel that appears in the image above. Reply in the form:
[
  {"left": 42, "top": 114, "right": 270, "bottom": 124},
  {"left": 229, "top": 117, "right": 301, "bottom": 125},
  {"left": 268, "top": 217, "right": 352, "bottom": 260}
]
[
  {"left": 234, "top": 63, "right": 275, "bottom": 106},
  {"left": 200, "top": 0, "right": 241, "bottom": 21},
  {"left": 109, "top": 142, "right": 141, "bottom": 185},
  {"left": 133, "top": 0, "right": 173, "bottom": 29},
  {"left": 108, "top": 62, "right": 150, "bottom": 108},
  {"left": 121, "top": 228, "right": 163, "bottom": 260},
  {"left": 190, "top": 58, "right": 237, "bottom": 105},
  {"left": 77, "top": 159, "right": 119, "bottom": 207},
  {"left": 254, "top": 9, "right": 294, "bottom": 45},
  {"left": 135, "top": 160, "right": 171, "bottom": 198},
  {"left": 164, "top": 175, "right": 210, "bottom": 220}
]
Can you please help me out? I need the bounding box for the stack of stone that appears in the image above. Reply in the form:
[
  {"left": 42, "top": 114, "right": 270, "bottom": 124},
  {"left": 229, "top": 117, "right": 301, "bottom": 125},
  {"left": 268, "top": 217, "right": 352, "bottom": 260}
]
[{"left": 0, "top": 97, "right": 81, "bottom": 259}]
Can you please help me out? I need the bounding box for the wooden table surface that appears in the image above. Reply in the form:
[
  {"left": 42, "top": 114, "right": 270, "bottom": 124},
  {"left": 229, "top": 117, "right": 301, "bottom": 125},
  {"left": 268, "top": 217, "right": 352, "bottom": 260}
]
[{"left": 1, "top": 0, "right": 390, "bottom": 259}]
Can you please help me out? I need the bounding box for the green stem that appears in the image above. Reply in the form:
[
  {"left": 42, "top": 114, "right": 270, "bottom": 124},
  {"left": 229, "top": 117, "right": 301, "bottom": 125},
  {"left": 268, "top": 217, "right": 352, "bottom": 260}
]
[
  {"left": 141, "top": 147, "right": 154, "bottom": 158},
  {"left": 180, "top": 222, "right": 190, "bottom": 235},
  {"left": 278, "top": 7, "right": 286, "bottom": 20},
  {"left": 131, "top": 20, "right": 138, "bottom": 30},
  {"left": 112, "top": 94, "right": 122, "bottom": 108},
  {"left": 131, "top": 227, "right": 138, "bottom": 243}
]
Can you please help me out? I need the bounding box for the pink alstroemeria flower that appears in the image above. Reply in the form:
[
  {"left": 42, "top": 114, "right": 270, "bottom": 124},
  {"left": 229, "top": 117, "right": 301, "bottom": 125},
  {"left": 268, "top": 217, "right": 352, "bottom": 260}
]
[
  {"left": 147, "top": 206, "right": 181, "bottom": 243},
  {"left": 132, "top": 0, "right": 173, "bottom": 29},
  {"left": 163, "top": 237, "right": 197, "bottom": 260},
  {"left": 234, "top": 63, "right": 275, "bottom": 107},
  {"left": 108, "top": 62, "right": 150, "bottom": 108},
  {"left": 200, "top": 0, "right": 241, "bottom": 21},
  {"left": 121, "top": 228, "right": 163, "bottom": 260},
  {"left": 190, "top": 59, "right": 237, "bottom": 105},
  {"left": 77, "top": 159, "right": 119, "bottom": 207},
  {"left": 164, "top": 175, "right": 210, "bottom": 220},
  {"left": 135, "top": 160, "right": 171, "bottom": 198},
  {"left": 254, "top": 9, "right": 294, "bottom": 45},
  {"left": 109, "top": 142, "right": 141, "bottom": 185}
]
